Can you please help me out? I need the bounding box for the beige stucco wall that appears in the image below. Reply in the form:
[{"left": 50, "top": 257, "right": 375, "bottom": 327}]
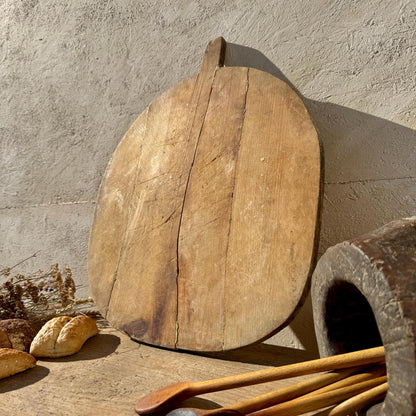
[{"left": 1, "top": 0, "right": 415, "bottom": 352}]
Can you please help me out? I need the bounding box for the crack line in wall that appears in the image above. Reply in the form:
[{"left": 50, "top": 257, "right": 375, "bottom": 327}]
[
  {"left": 0, "top": 200, "right": 96, "bottom": 210},
  {"left": 325, "top": 176, "right": 415, "bottom": 186}
]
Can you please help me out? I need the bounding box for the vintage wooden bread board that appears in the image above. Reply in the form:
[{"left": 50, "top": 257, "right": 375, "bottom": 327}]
[{"left": 88, "top": 37, "right": 322, "bottom": 352}]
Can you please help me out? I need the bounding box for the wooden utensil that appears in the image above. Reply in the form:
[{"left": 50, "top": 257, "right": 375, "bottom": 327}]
[
  {"left": 88, "top": 37, "right": 321, "bottom": 351},
  {"left": 135, "top": 346, "right": 385, "bottom": 414},
  {"left": 248, "top": 376, "right": 387, "bottom": 416},
  {"left": 164, "top": 366, "right": 374, "bottom": 416},
  {"left": 326, "top": 382, "right": 388, "bottom": 416},
  {"left": 303, "top": 364, "right": 386, "bottom": 398}
]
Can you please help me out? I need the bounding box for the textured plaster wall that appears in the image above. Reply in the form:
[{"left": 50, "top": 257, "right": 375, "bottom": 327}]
[{"left": 1, "top": 0, "right": 415, "bottom": 352}]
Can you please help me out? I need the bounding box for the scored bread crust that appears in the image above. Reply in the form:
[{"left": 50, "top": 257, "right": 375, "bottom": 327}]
[
  {"left": 30, "top": 315, "right": 98, "bottom": 358},
  {"left": 0, "top": 348, "right": 37, "bottom": 379},
  {"left": 54, "top": 315, "right": 98, "bottom": 357},
  {"left": 29, "top": 316, "right": 72, "bottom": 357}
]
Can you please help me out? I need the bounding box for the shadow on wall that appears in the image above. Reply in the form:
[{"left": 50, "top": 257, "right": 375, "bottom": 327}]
[{"left": 225, "top": 43, "right": 416, "bottom": 353}]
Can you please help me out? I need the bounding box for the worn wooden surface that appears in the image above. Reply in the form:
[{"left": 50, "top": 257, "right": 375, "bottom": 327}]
[
  {"left": 0, "top": 322, "right": 321, "bottom": 416},
  {"left": 311, "top": 216, "right": 416, "bottom": 416},
  {"left": 88, "top": 37, "right": 321, "bottom": 351}
]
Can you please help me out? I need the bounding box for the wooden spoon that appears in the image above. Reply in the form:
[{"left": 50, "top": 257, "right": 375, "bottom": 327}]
[
  {"left": 326, "top": 382, "right": 388, "bottom": 416},
  {"left": 301, "top": 364, "right": 386, "bottom": 398},
  {"left": 135, "top": 346, "right": 384, "bottom": 414},
  {"left": 164, "top": 366, "right": 370, "bottom": 416},
  {"left": 248, "top": 375, "right": 387, "bottom": 416}
]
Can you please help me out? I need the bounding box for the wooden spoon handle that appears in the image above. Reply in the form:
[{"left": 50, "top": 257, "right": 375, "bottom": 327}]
[
  {"left": 327, "top": 382, "right": 388, "bottom": 416},
  {"left": 225, "top": 366, "right": 366, "bottom": 414},
  {"left": 193, "top": 346, "right": 385, "bottom": 394},
  {"left": 199, "top": 37, "right": 226, "bottom": 73},
  {"left": 302, "top": 364, "right": 386, "bottom": 398},
  {"left": 248, "top": 375, "right": 387, "bottom": 416}
]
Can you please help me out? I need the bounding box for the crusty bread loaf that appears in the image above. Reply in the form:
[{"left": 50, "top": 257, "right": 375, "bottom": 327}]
[
  {"left": 30, "top": 315, "right": 98, "bottom": 358},
  {"left": 0, "top": 328, "right": 12, "bottom": 348},
  {"left": 0, "top": 319, "right": 37, "bottom": 351},
  {"left": 29, "top": 316, "right": 72, "bottom": 357},
  {"left": 0, "top": 348, "right": 37, "bottom": 379}
]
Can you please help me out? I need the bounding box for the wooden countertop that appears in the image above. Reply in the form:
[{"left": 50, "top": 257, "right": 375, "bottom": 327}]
[{"left": 0, "top": 321, "right": 319, "bottom": 416}]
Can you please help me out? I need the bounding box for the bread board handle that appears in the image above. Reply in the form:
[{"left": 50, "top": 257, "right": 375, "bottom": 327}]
[{"left": 199, "top": 37, "right": 226, "bottom": 75}]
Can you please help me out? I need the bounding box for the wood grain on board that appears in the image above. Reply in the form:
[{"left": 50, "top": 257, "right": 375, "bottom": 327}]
[{"left": 88, "top": 37, "right": 321, "bottom": 351}]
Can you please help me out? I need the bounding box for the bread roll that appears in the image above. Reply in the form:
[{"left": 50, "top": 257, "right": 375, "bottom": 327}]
[
  {"left": 30, "top": 315, "right": 98, "bottom": 358},
  {"left": 0, "top": 348, "right": 37, "bottom": 379},
  {"left": 0, "top": 328, "right": 12, "bottom": 348},
  {"left": 0, "top": 319, "right": 37, "bottom": 351}
]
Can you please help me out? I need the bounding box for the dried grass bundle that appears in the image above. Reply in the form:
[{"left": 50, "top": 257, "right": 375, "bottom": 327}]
[{"left": 0, "top": 253, "right": 100, "bottom": 326}]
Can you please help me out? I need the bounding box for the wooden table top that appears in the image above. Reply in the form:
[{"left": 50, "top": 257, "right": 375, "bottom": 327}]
[{"left": 0, "top": 321, "right": 319, "bottom": 416}]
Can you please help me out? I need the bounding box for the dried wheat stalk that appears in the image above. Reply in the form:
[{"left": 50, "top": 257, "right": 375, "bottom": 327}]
[{"left": 0, "top": 252, "right": 100, "bottom": 326}]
